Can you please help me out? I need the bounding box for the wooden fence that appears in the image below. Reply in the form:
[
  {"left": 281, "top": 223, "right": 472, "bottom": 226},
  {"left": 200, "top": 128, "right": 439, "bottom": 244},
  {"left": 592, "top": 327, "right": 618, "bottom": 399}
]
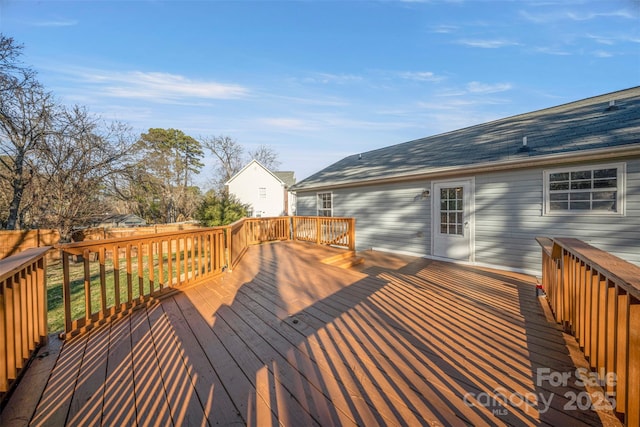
[
  {"left": 0, "top": 247, "right": 50, "bottom": 394},
  {"left": 0, "top": 230, "right": 60, "bottom": 260},
  {"left": 537, "top": 237, "right": 640, "bottom": 426},
  {"left": 0, "top": 224, "right": 204, "bottom": 261}
]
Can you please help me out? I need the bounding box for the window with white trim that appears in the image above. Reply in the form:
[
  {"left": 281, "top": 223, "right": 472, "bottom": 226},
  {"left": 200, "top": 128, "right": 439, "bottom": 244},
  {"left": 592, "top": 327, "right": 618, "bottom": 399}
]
[
  {"left": 317, "top": 192, "right": 332, "bottom": 217},
  {"left": 544, "top": 163, "right": 625, "bottom": 215}
]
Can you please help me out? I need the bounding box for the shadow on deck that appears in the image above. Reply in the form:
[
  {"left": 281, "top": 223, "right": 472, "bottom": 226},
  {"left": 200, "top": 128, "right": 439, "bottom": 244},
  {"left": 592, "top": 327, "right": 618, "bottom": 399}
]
[{"left": 1, "top": 241, "right": 621, "bottom": 426}]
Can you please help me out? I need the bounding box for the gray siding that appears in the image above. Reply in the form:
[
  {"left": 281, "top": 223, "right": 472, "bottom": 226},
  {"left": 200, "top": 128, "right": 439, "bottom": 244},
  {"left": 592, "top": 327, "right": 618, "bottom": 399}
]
[
  {"left": 475, "top": 159, "right": 640, "bottom": 272},
  {"left": 296, "top": 158, "right": 640, "bottom": 274},
  {"left": 296, "top": 182, "right": 433, "bottom": 256}
]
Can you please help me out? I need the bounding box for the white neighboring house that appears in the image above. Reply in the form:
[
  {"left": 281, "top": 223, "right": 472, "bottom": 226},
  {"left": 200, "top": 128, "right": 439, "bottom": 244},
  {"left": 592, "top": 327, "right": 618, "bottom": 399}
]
[{"left": 226, "top": 159, "right": 297, "bottom": 217}]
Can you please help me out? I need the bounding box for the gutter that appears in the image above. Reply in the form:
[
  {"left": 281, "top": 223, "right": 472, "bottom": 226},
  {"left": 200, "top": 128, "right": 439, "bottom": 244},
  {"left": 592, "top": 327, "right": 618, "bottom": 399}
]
[{"left": 291, "top": 144, "right": 640, "bottom": 193}]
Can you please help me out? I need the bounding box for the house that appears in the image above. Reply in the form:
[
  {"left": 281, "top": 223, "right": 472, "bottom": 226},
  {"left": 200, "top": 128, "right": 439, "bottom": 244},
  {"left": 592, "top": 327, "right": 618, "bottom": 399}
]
[
  {"left": 91, "top": 213, "right": 147, "bottom": 228},
  {"left": 291, "top": 87, "right": 640, "bottom": 275},
  {"left": 227, "top": 159, "right": 297, "bottom": 217}
]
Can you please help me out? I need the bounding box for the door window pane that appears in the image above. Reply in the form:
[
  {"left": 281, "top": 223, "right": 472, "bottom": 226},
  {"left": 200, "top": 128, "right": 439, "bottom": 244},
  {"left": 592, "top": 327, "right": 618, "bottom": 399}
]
[{"left": 439, "top": 186, "right": 464, "bottom": 235}]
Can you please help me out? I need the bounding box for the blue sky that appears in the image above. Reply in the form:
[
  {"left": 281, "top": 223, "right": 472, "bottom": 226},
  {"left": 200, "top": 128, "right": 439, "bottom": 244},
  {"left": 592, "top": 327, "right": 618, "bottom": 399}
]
[{"left": 1, "top": 0, "right": 639, "bottom": 186}]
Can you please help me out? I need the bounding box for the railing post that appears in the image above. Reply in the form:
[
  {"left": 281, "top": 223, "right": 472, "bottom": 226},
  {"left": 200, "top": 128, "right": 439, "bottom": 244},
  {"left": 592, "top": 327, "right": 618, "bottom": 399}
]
[
  {"left": 627, "top": 299, "right": 640, "bottom": 426},
  {"left": 224, "top": 225, "right": 232, "bottom": 270},
  {"left": 316, "top": 217, "right": 321, "bottom": 246},
  {"left": 62, "top": 250, "right": 72, "bottom": 337},
  {"left": 349, "top": 218, "right": 356, "bottom": 251}
]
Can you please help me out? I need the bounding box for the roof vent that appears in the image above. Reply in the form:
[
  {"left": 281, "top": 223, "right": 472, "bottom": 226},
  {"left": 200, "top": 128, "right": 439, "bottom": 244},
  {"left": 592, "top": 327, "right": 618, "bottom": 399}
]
[
  {"left": 358, "top": 153, "right": 362, "bottom": 160},
  {"left": 605, "top": 99, "right": 619, "bottom": 111},
  {"left": 517, "top": 136, "right": 531, "bottom": 153}
]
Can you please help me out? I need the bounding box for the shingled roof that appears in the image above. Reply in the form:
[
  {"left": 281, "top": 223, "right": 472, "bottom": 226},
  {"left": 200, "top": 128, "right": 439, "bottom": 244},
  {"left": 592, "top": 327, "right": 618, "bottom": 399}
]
[
  {"left": 292, "top": 87, "right": 640, "bottom": 191},
  {"left": 273, "top": 171, "right": 296, "bottom": 187}
]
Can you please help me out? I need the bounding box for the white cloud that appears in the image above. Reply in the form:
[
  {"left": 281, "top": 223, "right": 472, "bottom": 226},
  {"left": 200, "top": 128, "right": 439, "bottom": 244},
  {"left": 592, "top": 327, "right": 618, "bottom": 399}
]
[
  {"left": 567, "top": 10, "right": 636, "bottom": 21},
  {"left": 31, "top": 19, "right": 78, "bottom": 27},
  {"left": 430, "top": 25, "right": 458, "bottom": 34},
  {"left": 107, "top": 71, "right": 247, "bottom": 100},
  {"left": 520, "top": 8, "right": 636, "bottom": 24},
  {"left": 592, "top": 50, "right": 614, "bottom": 58},
  {"left": 534, "top": 46, "right": 572, "bottom": 56},
  {"left": 466, "top": 81, "right": 512, "bottom": 94},
  {"left": 586, "top": 34, "right": 616, "bottom": 46},
  {"left": 259, "top": 117, "right": 318, "bottom": 131},
  {"left": 302, "top": 73, "right": 363, "bottom": 85},
  {"left": 456, "top": 39, "right": 519, "bottom": 48},
  {"left": 58, "top": 67, "right": 249, "bottom": 103},
  {"left": 399, "top": 71, "right": 446, "bottom": 82}
]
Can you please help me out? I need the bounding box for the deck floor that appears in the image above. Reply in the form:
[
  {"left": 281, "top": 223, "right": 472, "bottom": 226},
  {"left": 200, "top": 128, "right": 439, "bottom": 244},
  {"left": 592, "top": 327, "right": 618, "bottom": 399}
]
[{"left": 2, "top": 241, "right": 621, "bottom": 426}]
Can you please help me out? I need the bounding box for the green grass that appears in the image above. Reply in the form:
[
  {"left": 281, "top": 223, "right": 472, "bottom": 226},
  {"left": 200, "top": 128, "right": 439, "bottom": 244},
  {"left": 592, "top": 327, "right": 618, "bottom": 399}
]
[{"left": 46, "top": 249, "right": 204, "bottom": 333}]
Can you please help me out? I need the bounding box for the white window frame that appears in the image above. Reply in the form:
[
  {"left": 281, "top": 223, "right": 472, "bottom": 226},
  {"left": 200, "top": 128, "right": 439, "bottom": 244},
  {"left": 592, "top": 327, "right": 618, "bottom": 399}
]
[
  {"left": 543, "top": 162, "right": 626, "bottom": 216},
  {"left": 317, "top": 192, "right": 333, "bottom": 217}
]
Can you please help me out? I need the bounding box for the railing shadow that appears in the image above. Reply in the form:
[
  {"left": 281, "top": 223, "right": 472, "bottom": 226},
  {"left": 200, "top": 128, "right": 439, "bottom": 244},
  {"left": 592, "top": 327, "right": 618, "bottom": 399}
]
[{"left": 13, "top": 243, "right": 618, "bottom": 425}]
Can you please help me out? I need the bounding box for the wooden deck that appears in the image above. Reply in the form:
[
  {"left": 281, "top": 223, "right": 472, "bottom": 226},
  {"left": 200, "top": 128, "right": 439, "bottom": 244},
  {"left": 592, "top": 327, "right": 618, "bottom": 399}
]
[{"left": 1, "top": 241, "right": 622, "bottom": 426}]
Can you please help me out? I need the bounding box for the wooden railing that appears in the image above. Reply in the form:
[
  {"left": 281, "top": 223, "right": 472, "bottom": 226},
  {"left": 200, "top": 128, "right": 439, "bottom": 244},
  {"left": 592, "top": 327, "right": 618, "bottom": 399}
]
[
  {"left": 537, "top": 237, "right": 640, "bottom": 426},
  {"left": 293, "top": 216, "right": 355, "bottom": 250},
  {"left": 0, "top": 246, "right": 50, "bottom": 394},
  {"left": 226, "top": 219, "right": 248, "bottom": 269},
  {"left": 58, "top": 216, "right": 356, "bottom": 338},
  {"left": 58, "top": 228, "right": 226, "bottom": 338},
  {"left": 245, "top": 217, "right": 290, "bottom": 245}
]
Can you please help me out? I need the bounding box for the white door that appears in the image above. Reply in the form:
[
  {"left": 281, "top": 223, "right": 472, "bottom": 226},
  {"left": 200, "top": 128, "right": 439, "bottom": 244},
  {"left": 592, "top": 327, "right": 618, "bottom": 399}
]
[{"left": 433, "top": 180, "right": 473, "bottom": 261}]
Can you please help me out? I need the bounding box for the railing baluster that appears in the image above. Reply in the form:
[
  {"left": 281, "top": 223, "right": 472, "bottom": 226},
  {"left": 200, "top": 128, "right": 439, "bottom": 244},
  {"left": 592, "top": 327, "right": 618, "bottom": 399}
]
[
  {"left": 113, "top": 245, "right": 121, "bottom": 309},
  {"left": 137, "top": 243, "right": 144, "bottom": 300},
  {"left": 158, "top": 240, "right": 165, "bottom": 289},
  {"left": 617, "top": 290, "right": 629, "bottom": 414},
  {"left": 167, "top": 238, "right": 174, "bottom": 287},
  {"left": 126, "top": 244, "right": 133, "bottom": 304},
  {"left": 99, "top": 247, "right": 107, "bottom": 318},
  {"left": 627, "top": 299, "right": 640, "bottom": 426},
  {"left": 537, "top": 236, "right": 640, "bottom": 423},
  {"left": 51, "top": 217, "right": 355, "bottom": 339},
  {"left": 6, "top": 278, "right": 17, "bottom": 376},
  {"left": 62, "top": 251, "right": 71, "bottom": 334},
  {"left": 606, "top": 280, "right": 617, "bottom": 396},
  {"left": 0, "top": 280, "right": 7, "bottom": 392},
  {"left": 0, "top": 247, "right": 51, "bottom": 395},
  {"left": 83, "top": 249, "right": 91, "bottom": 323}
]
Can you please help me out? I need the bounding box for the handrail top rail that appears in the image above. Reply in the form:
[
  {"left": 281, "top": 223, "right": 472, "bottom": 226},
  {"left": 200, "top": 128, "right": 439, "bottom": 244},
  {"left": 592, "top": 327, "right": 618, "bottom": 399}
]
[
  {"left": 294, "top": 215, "right": 354, "bottom": 220},
  {"left": 227, "top": 215, "right": 353, "bottom": 231},
  {"left": 0, "top": 246, "right": 52, "bottom": 283},
  {"left": 537, "top": 236, "right": 640, "bottom": 298},
  {"left": 535, "top": 237, "right": 554, "bottom": 257},
  {"left": 55, "top": 226, "right": 225, "bottom": 251}
]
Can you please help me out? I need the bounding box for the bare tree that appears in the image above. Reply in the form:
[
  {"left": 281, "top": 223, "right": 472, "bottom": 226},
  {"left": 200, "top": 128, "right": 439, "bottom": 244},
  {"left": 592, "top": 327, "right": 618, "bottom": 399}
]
[
  {"left": 0, "top": 80, "right": 55, "bottom": 229},
  {"left": 202, "top": 135, "right": 245, "bottom": 188},
  {"left": 248, "top": 144, "right": 281, "bottom": 171},
  {"left": 0, "top": 35, "right": 35, "bottom": 94},
  {"left": 32, "top": 106, "right": 134, "bottom": 240}
]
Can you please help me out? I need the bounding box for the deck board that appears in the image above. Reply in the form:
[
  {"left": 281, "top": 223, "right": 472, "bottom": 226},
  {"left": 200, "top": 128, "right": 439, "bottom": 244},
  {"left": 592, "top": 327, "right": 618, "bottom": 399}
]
[
  {"left": 3, "top": 241, "right": 623, "bottom": 426},
  {"left": 101, "top": 315, "right": 136, "bottom": 427}
]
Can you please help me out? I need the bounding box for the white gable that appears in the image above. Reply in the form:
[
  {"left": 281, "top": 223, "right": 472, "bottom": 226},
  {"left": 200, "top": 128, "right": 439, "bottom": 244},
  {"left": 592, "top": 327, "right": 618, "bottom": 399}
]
[{"left": 227, "top": 160, "right": 289, "bottom": 217}]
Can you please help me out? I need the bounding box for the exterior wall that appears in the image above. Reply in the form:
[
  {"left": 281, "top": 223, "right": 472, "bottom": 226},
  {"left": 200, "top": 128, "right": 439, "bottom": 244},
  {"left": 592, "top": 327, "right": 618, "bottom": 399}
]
[
  {"left": 296, "top": 181, "right": 433, "bottom": 256},
  {"left": 474, "top": 158, "right": 640, "bottom": 273},
  {"left": 287, "top": 191, "right": 297, "bottom": 215},
  {"left": 228, "top": 163, "right": 285, "bottom": 217},
  {"left": 296, "top": 157, "right": 640, "bottom": 275}
]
